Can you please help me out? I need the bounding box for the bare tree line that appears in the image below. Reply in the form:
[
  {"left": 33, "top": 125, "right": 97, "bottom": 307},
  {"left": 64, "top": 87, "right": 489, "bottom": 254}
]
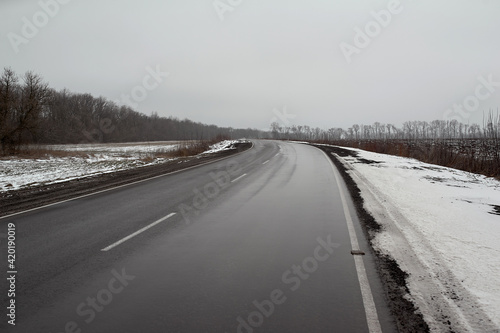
[
  {"left": 0, "top": 68, "right": 263, "bottom": 155},
  {"left": 271, "top": 114, "right": 500, "bottom": 178},
  {"left": 270, "top": 117, "right": 499, "bottom": 142}
]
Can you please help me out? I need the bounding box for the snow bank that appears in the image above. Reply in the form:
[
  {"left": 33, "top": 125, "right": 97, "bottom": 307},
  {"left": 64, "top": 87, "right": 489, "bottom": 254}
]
[
  {"left": 331, "top": 146, "right": 500, "bottom": 332},
  {"left": 202, "top": 140, "right": 248, "bottom": 154}
]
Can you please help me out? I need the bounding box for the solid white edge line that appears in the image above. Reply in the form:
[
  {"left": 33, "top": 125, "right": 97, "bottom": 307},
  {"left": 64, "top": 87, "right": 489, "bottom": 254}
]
[
  {"left": 262, "top": 160, "right": 270, "bottom": 164},
  {"left": 0, "top": 141, "right": 255, "bottom": 220},
  {"left": 101, "top": 212, "right": 176, "bottom": 252},
  {"left": 322, "top": 150, "right": 383, "bottom": 333},
  {"left": 231, "top": 173, "right": 247, "bottom": 183}
]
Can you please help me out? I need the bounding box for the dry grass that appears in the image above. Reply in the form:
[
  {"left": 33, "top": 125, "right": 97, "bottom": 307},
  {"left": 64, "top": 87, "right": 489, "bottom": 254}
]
[
  {"left": 3, "top": 147, "right": 92, "bottom": 159},
  {"left": 315, "top": 138, "right": 500, "bottom": 179},
  {"left": 168, "top": 141, "right": 211, "bottom": 158}
]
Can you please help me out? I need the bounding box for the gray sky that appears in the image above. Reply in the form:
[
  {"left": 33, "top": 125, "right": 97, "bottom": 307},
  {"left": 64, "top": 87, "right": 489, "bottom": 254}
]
[{"left": 1, "top": 0, "right": 499, "bottom": 130}]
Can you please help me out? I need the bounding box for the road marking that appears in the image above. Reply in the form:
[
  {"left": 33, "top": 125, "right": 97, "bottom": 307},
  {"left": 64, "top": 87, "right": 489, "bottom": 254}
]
[
  {"left": 231, "top": 173, "right": 247, "bottom": 183},
  {"left": 322, "top": 151, "right": 383, "bottom": 333},
  {"left": 101, "top": 213, "right": 176, "bottom": 252},
  {"left": 0, "top": 142, "right": 255, "bottom": 220},
  {"left": 262, "top": 160, "right": 270, "bottom": 165}
]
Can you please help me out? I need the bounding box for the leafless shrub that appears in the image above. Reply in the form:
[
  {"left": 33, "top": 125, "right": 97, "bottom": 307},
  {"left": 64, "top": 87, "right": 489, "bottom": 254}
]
[{"left": 169, "top": 140, "right": 211, "bottom": 158}]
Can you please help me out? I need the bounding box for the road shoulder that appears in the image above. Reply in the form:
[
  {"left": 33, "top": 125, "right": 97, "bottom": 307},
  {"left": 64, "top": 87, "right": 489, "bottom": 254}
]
[{"left": 311, "top": 143, "right": 430, "bottom": 333}]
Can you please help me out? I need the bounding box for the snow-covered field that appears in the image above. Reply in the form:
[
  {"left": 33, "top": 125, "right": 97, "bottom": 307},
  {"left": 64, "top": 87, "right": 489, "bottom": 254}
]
[
  {"left": 0, "top": 140, "right": 241, "bottom": 192},
  {"left": 331, "top": 146, "right": 500, "bottom": 332}
]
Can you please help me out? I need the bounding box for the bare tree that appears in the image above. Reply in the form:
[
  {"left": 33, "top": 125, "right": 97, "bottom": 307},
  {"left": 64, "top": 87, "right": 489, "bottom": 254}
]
[
  {"left": 352, "top": 124, "right": 360, "bottom": 140},
  {"left": 17, "top": 71, "right": 51, "bottom": 143},
  {"left": 0, "top": 68, "right": 18, "bottom": 154},
  {"left": 270, "top": 121, "right": 281, "bottom": 139},
  {"left": 0, "top": 69, "right": 50, "bottom": 154}
]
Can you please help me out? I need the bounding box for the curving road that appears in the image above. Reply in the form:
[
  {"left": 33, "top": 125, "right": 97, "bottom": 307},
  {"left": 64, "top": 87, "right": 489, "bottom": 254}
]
[{"left": 1, "top": 140, "right": 396, "bottom": 332}]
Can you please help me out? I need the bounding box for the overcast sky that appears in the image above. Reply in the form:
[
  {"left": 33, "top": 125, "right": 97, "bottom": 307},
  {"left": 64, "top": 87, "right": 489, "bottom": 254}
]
[{"left": 1, "top": 0, "right": 499, "bottom": 130}]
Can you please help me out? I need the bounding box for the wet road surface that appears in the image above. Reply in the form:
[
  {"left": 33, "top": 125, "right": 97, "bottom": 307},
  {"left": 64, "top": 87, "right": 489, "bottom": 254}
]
[{"left": 1, "top": 140, "right": 396, "bottom": 332}]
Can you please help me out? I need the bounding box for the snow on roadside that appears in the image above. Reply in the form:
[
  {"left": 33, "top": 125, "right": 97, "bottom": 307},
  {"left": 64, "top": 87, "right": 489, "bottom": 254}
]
[
  {"left": 0, "top": 156, "right": 171, "bottom": 192},
  {"left": 202, "top": 140, "right": 249, "bottom": 154},
  {"left": 0, "top": 140, "right": 249, "bottom": 193},
  {"left": 0, "top": 142, "right": 179, "bottom": 192},
  {"left": 330, "top": 146, "right": 500, "bottom": 332}
]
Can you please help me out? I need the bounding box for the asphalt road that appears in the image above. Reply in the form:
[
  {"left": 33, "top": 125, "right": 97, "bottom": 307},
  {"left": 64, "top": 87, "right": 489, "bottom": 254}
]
[{"left": 1, "top": 140, "right": 396, "bottom": 332}]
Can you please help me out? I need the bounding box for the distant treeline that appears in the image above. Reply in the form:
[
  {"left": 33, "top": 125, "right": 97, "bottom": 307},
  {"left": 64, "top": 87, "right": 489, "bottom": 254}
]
[
  {"left": 270, "top": 116, "right": 500, "bottom": 141},
  {"left": 270, "top": 115, "right": 500, "bottom": 178},
  {"left": 0, "top": 68, "right": 264, "bottom": 155}
]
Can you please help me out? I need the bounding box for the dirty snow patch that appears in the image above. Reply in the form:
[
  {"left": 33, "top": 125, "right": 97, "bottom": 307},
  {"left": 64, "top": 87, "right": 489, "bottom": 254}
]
[{"left": 330, "top": 146, "right": 500, "bottom": 332}]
